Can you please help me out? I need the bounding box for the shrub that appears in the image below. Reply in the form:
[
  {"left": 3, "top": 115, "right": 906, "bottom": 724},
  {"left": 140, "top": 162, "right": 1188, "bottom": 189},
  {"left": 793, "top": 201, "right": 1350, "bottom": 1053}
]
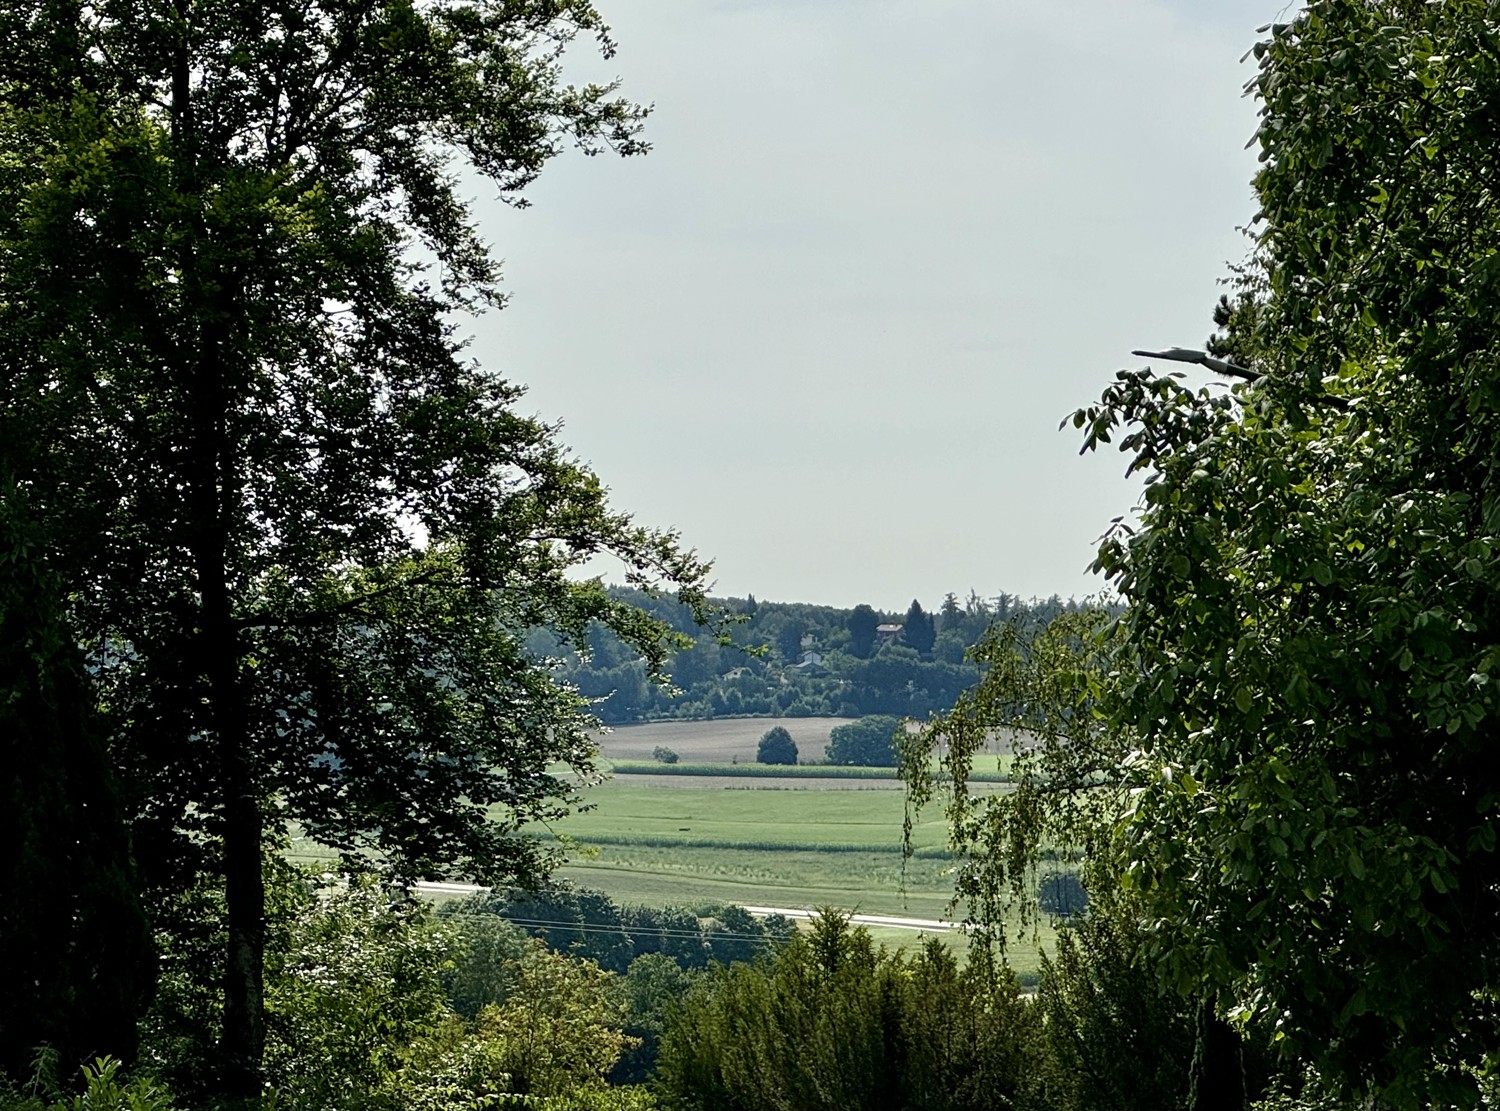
[
  {"left": 1038, "top": 871, "right": 1088, "bottom": 919},
  {"left": 655, "top": 914, "right": 1044, "bottom": 1111},
  {"left": 651, "top": 746, "right": 679, "bottom": 764},
  {"left": 754, "top": 727, "right": 797, "bottom": 766},
  {"left": 824, "top": 715, "right": 903, "bottom": 766}
]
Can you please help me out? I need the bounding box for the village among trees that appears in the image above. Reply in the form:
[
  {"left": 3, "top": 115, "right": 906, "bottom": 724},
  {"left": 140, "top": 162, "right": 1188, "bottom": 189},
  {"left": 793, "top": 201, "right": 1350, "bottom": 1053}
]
[{"left": 8, "top": 3, "right": 1500, "bottom": 1111}]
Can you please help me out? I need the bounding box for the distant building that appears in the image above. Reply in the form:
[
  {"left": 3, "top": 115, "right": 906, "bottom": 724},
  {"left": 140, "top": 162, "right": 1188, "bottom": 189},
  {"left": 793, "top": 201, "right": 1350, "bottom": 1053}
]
[{"left": 875, "top": 623, "right": 904, "bottom": 643}]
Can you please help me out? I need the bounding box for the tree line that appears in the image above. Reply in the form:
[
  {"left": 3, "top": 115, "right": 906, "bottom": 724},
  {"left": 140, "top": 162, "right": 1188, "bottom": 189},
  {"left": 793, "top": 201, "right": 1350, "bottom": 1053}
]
[{"left": 550, "top": 589, "right": 1094, "bottom": 725}]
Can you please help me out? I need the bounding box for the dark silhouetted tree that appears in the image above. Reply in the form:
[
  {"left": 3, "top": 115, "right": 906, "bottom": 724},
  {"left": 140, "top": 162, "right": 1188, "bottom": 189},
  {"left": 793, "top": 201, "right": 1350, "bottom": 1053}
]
[
  {"left": 0, "top": 487, "right": 154, "bottom": 1081},
  {"left": 0, "top": 0, "right": 708, "bottom": 1095},
  {"left": 904, "top": 599, "right": 936, "bottom": 658},
  {"left": 847, "top": 605, "right": 878, "bottom": 659},
  {"left": 756, "top": 727, "right": 797, "bottom": 766}
]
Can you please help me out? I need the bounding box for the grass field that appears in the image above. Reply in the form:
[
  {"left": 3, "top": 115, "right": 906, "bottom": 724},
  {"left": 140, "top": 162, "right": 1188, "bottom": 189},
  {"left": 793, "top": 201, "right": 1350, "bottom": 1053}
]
[
  {"left": 538, "top": 725, "right": 1053, "bottom": 970},
  {"left": 296, "top": 717, "right": 1047, "bottom": 969}
]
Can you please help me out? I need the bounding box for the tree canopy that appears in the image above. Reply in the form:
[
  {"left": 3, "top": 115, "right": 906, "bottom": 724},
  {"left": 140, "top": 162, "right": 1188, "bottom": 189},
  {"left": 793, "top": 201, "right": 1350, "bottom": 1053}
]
[
  {"left": 825, "top": 715, "right": 902, "bottom": 767},
  {"left": 910, "top": 3, "right": 1500, "bottom": 1106},
  {"left": 847, "top": 603, "right": 878, "bottom": 659},
  {"left": 903, "top": 599, "right": 935, "bottom": 658},
  {"left": 755, "top": 726, "right": 797, "bottom": 766},
  {"left": 0, "top": 0, "right": 708, "bottom": 1094}
]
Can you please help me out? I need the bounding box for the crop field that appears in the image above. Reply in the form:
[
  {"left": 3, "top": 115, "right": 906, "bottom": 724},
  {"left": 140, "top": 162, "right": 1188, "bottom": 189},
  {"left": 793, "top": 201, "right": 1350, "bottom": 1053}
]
[
  {"left": 593, "top": 716, "right": 859, "bottom": 765},
  {"left": 296, "top": 716, "right": 1050, "bottom": 970},
  {"left": 535, "top": 738, "right": 1056, "bottom": 971}
]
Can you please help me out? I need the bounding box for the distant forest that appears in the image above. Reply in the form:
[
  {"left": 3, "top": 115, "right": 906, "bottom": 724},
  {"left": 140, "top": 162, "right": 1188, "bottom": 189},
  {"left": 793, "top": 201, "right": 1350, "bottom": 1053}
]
[{"left": 535, "top": 588, "right": 1098, "bottom": 725}]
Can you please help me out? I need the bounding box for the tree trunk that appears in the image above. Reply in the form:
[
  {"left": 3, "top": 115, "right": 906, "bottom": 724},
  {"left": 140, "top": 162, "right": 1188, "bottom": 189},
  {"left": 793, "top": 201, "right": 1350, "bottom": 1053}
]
[
  {"left": 1187, "top": 993, "right": 1245, "bottom": 1111},
  {"left": 189, "top": 302, "right": 264, "bottom": 1099},
  {"left": 172, "top": 28, "right": 266, "bottom": 1096}
]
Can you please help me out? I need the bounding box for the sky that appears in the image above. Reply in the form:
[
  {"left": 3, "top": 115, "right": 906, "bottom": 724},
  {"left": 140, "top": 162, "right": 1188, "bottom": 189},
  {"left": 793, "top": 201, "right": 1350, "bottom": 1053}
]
[{"left": 464, "top": 0, "right": 1301, "bottom": 612}]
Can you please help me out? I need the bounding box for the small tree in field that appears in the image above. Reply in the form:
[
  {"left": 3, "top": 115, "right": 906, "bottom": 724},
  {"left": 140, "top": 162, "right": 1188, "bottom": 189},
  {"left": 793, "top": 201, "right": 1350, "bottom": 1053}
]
[
  {"left": 756, "top": 727, "right": 797, "bottom": 766},
  {"left": 825, "top": 716, "right": 902, "bottom": 767}
]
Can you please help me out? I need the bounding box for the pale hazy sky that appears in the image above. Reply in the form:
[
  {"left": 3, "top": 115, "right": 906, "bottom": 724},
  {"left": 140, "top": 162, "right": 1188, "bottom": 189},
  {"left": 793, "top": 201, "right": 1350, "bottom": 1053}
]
[{"left": 465, "top": 0, "right": 1298, "bottom": 612}]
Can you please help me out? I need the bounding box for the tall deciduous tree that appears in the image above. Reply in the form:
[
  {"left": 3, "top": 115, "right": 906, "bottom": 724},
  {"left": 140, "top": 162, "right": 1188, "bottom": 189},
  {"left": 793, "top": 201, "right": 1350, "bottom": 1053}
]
[
  {"left": 915, "top": 5, "right": 1500, "bottom": 1105},
  {"left": 1081, "top": 7, "right": 1500, "bottom": 1104},
  {"left": 847, "top": 604, "right": 878, "bottom": 659},
  {"left": 0, "top": 0, "right": 708, "bottom": 1096}
]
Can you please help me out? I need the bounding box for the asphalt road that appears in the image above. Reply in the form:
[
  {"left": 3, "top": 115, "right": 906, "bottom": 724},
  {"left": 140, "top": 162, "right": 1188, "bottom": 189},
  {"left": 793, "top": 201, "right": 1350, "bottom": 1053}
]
[{"left": 412, "top": 881, "right": 956, "bottom": 932}]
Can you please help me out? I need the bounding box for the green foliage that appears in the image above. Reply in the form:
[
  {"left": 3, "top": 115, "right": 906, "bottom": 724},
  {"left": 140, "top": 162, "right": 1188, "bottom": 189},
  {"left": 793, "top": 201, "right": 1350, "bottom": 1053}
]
[
  {"left": 473, "top": 946, "right": 635, "bottom": 1099},
  {"left": 261, "top": 874, "right": 472, "bottom": 1111},
  {"left": 655, "top": 913, "right": 1045, "bottom": 1111},
  {"left": 754, "top": 726, "right": 797, "bottom": 766},
  {"left": 559, "top": 587, "right": 1097, "bottom": 725},
  {"left": 0, "top": 488, "right": 153, "bottom": 1082},
  {"left": 902, "top": 611, "right": 1121, "bottom": 950},
  {"left": 1055, "top": 5, "right": 1500, "bottom": 1103},
  {"left": 902, "top": 600, "right": 936, "bottom": 659},
  {"left": 1036, "top": 872, "right": 1087, "bottom": 921},
  {"left": 0, "top": 0, "right": 713, "bottom": 1091},
  {"left": 900, "top": 5, "right": 1500, "bottom": 1106},
  {"left": 440, "top": 911, "right": 533, "bottom": 1022},
  {"left": 542, "top": 1086, "right": 659, "bottom": 1111},
  {"left": 1034, "top": 908, "right": 1195, "bottom": 1111},
  {"left": 825, "top": 715, "right": 904, "bottom": 767},
  {"left": 610, "top": 954, "right": 696, "bottom": 1086},
  {"left": 183, "top": 868, "right": 642, "bottom": 1111},
  {"left": 0, "top": 1057, "right": 178, "bottom": 1111},
  {"left": 650, "top": 747, "right": 679, "bottom": 765},
  {"left": 440, "top": 889, "right": 790, "bottom": 976},
  {"left": 847, "top": 604, "right": 880, "bottom": 660}
]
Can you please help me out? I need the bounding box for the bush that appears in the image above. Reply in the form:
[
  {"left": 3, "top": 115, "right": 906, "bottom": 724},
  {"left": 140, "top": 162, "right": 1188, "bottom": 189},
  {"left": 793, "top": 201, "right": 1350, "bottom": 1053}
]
[
  {"left": 824, "top": 715, "right": 903, "bottom": 766},
  {"left": 651, "top": 746, "right": 679, "bottom": 764},
  {"left": 754, "top": 727, "right": 797, "bottom": 766},
  {"left": 655, "top": 914, "right": 1044, "bottom": 1111},
  {"left": 1038, "top": 871, "right": 1088, "bottom": 919},
  {"left": 0, "top": 1056, "right": 176, "bottom": 1111},
  {"left": 1035, "top": 908, "right": 1196, "bottom": 1111}
]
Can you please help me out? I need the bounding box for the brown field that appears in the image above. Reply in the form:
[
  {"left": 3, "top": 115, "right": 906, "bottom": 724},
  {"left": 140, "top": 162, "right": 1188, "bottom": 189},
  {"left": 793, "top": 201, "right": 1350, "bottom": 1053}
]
[
  {"left": 594, "top": 773, "right": 910, "bottom": 790},
  {"left": 594, "top": 717, "right": 858, "bottom": 765}
]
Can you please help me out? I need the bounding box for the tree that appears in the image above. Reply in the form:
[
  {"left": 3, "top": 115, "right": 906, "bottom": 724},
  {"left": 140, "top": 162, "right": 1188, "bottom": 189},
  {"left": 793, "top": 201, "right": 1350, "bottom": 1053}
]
[
  {"left": 0, "top": 487, "right": 154, "bottom": 1080},
  {"left": 1085, "top": 7, "right": 1500, "bottom": 1103},
  {"left": 846, "top": 604, "right": 879, "bottom": 659},
  {"left": 913, "top": 5, "right": 1500, "bottom": 1105},
  {"left": 754, "top": 726, "right": 797, "bottom": 766},
  {"left": 774, "top": 620, "right": 804, "bottom": 665},
  {"left": 0, "top": 0, "right": 709, "bottom": 1096},
  {"left": 824, "top": 715, "right": 902, "bottom": 767},
  {"left": 903, "top": 599, "right": 936, "bottom": 658},
  {"left": 939, "top": 592, "right": 963, "bottom": 630}
]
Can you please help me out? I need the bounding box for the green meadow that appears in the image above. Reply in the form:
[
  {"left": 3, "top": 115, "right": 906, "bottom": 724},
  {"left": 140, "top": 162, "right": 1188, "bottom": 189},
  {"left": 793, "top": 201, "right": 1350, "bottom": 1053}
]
[
  {"left": 524, "top": 721, "right": 1051, "bottom": 969},
  {"left": 293, "top": 718, "right": 1050, "bottom": 967}
]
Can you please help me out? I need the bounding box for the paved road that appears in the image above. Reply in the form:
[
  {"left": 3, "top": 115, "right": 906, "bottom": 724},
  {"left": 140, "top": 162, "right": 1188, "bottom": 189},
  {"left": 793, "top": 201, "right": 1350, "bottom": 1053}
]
[
  {"left": 412, "top": 882, "right": 957, "bottom": 933},
  {"left": 741, "top": 906, "right": 957, "bottom": 932}
]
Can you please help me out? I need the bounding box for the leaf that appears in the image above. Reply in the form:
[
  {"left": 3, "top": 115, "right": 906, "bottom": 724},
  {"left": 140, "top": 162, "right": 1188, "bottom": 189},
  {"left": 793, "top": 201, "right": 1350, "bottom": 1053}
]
[{"left": 1347, "top": 849, "right": 1366, "bottom": 881}]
